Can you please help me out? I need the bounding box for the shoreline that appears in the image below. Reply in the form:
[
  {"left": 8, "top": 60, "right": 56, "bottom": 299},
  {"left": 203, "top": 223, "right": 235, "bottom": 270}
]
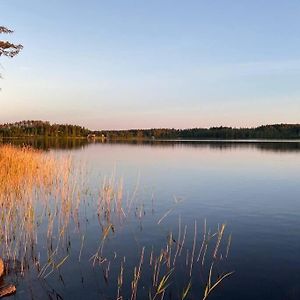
[{"left": 2, "top": 136, "right": 300, "bottom": 143}]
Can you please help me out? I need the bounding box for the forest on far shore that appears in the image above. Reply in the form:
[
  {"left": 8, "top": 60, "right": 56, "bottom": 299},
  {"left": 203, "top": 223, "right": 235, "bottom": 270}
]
[{"left": 1, "top": 120, "right": 300, "bottom": 140}]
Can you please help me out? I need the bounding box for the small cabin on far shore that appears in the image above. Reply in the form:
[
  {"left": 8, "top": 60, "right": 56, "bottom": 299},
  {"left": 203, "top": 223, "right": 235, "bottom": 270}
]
[
  {"left": 87, "top": 134, "right": 96, "bottom": 140},
  {"left": 87, "top": 133, "right": 106, "bottom": 141}
]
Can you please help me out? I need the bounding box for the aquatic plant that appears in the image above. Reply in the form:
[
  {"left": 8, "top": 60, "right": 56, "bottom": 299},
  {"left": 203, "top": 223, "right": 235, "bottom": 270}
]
[{"left": 0, "top": 144, "right": 233, "bottom": 299}]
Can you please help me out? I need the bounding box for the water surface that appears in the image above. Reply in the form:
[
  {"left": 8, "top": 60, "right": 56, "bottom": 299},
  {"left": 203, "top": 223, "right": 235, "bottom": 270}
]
[{"left": 3, "top": 140, "right": 300, "bottom": 300}]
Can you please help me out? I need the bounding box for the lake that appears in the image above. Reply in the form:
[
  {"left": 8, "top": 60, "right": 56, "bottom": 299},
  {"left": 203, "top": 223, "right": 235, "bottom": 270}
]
[{"left": 2, "top": 139, "right": 300, "bottom": 300}]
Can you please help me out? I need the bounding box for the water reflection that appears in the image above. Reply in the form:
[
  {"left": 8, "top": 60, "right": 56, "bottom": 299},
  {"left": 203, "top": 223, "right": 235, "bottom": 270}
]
[
  {"left": 1, "top": 138, "right": 300, "bottom": 152},
  {"left": 0, "top": 137, "right": 89, "bottom": 150}
]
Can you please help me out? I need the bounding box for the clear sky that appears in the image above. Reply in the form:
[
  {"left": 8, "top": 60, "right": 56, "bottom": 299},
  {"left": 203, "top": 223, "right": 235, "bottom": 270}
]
[{"left": 0, "top": 0, "right": 300, "bottom": 130}]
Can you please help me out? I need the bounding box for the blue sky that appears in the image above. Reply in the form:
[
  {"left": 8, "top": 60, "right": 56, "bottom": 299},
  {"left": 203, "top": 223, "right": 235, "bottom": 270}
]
[{"left": 0, "top": 0, "right": 299, "bottom": 129}]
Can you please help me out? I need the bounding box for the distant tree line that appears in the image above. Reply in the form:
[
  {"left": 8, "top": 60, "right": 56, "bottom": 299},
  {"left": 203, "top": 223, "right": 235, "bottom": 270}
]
[
  {"left": 0, "top": 120, "right": 89, "bottom": 138},
  {"left": 97, "top": 124, "right": 300, "bottom": 140},
  {"left": 1, "top": 121, "right": 300, "bottom": 139}
]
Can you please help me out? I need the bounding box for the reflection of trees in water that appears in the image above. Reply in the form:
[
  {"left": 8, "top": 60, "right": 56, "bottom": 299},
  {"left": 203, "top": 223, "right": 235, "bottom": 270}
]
[
  {"left": 196, "top": 141, "right": 300, "bottom": 153},
  {"left": 97, "top": 140, "right": 300, "bottom": 153},
  {"left": 1, "top": 138, "right": 90, "bottom": 150},
  {"left": 2, "top": 138, "right": 300, "bottom": 153}
]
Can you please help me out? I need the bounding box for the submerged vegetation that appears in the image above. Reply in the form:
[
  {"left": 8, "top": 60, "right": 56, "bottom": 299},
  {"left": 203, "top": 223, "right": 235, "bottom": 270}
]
[{"left": 0, "top": 144, "right": 233, "bottom": 299}]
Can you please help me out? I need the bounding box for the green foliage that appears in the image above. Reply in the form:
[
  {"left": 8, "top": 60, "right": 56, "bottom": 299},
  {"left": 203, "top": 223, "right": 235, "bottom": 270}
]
[
  {"left": 0, "top": 26, "right": 23, "bottom": 58},
  {"left": 97, "top": 124, "right": 300, "bottom": 140},
  {"left": 1, "top": 121, "right": 300, "bottom": 139},
  {"left": 0, "top": 120, "right": 89, "bottom": 138}
]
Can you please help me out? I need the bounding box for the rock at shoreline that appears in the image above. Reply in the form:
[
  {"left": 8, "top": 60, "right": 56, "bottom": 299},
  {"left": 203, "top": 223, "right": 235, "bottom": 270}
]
[
  {"left": 0, "top": 259, "right": 3, "bottom": 278},
  {"left": 0, "top": 258, "right": 16, "bottom": 298},
  {"left": 0, "top": 284, "right": 16, "bottom": 298}
]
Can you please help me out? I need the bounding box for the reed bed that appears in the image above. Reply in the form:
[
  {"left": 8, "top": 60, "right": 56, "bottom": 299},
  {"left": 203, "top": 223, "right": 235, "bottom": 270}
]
[
  {"left": 0, "top": 145, "right": 76, "bottom": 274},
  {"left": 0, "top": 144, "right": 234, "bottom": 299}
]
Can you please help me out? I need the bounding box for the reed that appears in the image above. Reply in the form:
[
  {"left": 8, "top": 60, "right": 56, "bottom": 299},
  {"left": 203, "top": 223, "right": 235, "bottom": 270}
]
[
  {"left": 0, "top": 145, "right": 77, "bottom": 275},
  {"left": 0, "top": 144, "right": 234, "bottom": 299}
]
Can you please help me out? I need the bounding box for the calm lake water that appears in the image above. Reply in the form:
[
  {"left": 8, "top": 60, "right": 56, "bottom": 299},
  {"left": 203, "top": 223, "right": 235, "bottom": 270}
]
[{"left": 2, "top": 139, "right": 300, "bottom": 300}]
